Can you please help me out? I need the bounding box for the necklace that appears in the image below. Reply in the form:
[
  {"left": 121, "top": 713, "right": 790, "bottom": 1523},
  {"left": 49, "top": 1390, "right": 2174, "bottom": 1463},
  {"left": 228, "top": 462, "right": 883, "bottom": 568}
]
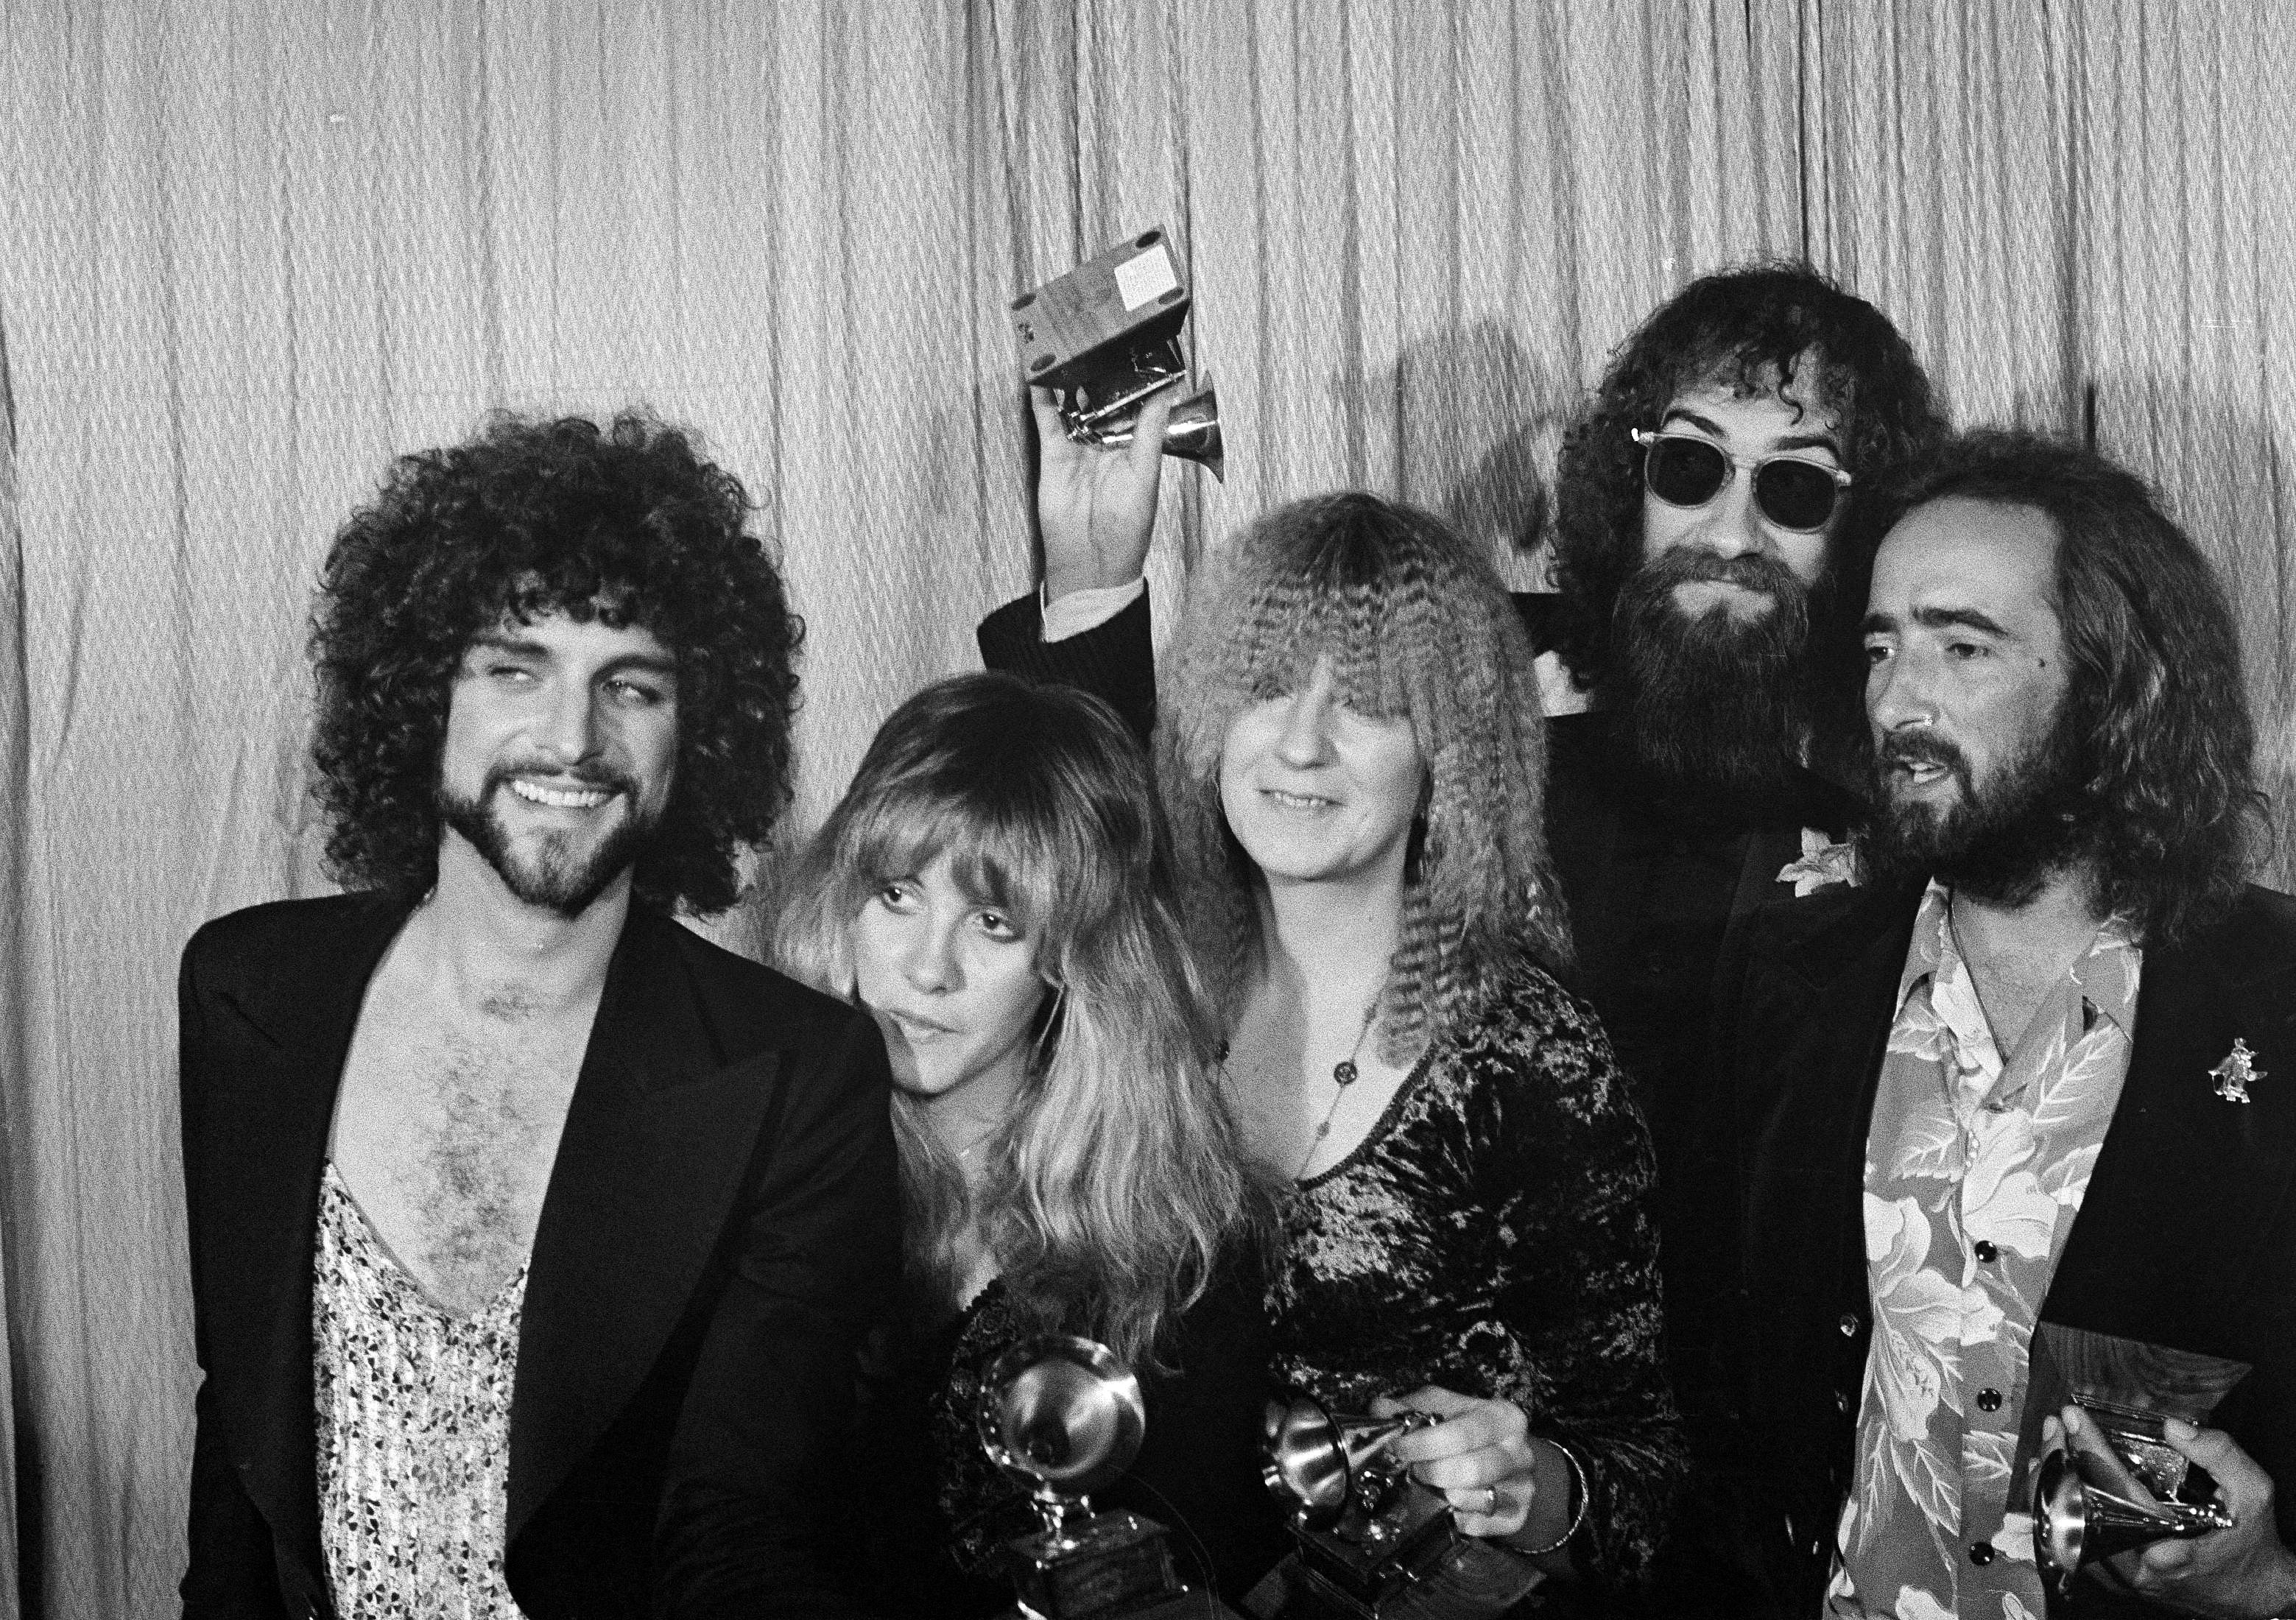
[{"left": 1296, "top": 999, "right": 1380, "bottom": 1178}]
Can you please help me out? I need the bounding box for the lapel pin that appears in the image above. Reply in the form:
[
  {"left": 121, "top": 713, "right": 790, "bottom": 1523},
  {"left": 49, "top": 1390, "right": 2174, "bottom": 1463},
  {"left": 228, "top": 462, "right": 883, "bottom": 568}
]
[{"left": 2210, "top": 1038, "right": 2263, "bottom": 1104}]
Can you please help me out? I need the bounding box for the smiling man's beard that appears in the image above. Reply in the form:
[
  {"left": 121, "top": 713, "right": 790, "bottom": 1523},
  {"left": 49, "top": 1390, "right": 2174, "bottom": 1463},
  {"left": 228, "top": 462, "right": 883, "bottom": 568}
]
[
  {"left": 1607, "top": 547, "right": 1816, "bottom": 807},
  {"left": 437, "top": 764, "right": 661, "bottom": 919},
  {"left": 1864, "top": 717, "right": 2092, "bottom": 906}
]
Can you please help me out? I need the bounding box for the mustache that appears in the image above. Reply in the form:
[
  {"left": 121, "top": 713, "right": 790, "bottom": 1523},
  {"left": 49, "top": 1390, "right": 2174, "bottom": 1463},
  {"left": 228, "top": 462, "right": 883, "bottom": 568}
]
[
  {"left": 1642, "top": 546, "right": 1803, "bottom": 601},
  {"left": 1874, "top": 733, "right": 1969, "bottom": 774}
]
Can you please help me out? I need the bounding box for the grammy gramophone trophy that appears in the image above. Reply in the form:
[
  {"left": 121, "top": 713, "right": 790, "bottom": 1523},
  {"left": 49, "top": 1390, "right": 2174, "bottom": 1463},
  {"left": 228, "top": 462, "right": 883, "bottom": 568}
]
[
  {"left": 2025, "top": 1325, "right": 2251, "bottom": 1603},
  {"left": 1010, "top": 225, "right": 1223, "bottom": 480},
  {"left": 1255, "top": 1391, "right": 1544, "bottom": 1620},
  {"left": 979, "top": 1334, "right": 1233, "bottom": 1620}
]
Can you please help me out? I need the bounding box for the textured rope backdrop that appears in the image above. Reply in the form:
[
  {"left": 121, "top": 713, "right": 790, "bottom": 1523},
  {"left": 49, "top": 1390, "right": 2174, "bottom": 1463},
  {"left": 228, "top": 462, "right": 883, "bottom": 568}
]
[{"left": 3, "top": 3, "right": 2292, "bottom": 1616}]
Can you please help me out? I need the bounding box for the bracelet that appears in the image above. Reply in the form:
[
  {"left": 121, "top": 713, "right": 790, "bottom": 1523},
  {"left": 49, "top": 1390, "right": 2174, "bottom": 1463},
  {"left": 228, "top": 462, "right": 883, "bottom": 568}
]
[{"left": 1518, "top": 1439, "right": 1589, "bottom": 1557}]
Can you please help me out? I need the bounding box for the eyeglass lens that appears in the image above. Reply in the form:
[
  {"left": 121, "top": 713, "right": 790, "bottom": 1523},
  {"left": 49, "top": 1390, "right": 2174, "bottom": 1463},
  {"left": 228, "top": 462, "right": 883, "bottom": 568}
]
[{"left": 1642, "top": 437, "right": 1842, "bottom": 532}]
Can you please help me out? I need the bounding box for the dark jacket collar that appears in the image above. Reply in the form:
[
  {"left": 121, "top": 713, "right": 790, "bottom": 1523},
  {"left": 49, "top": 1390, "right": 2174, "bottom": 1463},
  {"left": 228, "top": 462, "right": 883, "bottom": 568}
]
[{"left": 1761, "top": 880, "right": 2296, "bottom": 1353}]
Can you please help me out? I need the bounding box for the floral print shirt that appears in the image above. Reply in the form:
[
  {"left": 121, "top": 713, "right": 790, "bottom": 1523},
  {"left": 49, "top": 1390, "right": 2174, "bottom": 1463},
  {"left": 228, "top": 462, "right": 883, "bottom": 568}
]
[{"left": 1829, "top": 882, "right": 2139, "bottom": 1620}]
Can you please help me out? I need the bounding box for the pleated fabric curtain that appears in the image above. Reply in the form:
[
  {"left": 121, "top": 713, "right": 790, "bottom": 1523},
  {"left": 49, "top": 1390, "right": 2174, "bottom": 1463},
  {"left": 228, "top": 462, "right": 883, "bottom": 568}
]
[{"left": 4, "top": 3, "right": 2292, "bottom": 1617}]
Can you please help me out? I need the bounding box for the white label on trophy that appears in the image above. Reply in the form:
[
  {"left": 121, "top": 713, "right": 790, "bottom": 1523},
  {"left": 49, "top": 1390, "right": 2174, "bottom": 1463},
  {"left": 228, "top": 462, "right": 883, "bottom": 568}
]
[{"left": 1114, "top": 245, "right": 1180, "bottom": 311}]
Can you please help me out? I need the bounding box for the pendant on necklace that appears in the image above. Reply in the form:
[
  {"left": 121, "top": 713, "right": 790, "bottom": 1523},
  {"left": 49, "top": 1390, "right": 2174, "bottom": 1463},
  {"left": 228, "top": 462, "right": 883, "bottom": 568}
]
[{"left": 1333, "top": 1059, "right": 1359, "bottom": 1086}]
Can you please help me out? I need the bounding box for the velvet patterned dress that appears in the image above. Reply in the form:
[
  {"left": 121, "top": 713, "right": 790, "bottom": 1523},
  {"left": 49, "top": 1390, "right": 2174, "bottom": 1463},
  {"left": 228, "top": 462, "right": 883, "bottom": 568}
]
[{"left": 1269, "top": 954, "right": 1686, "bottom": 1588}]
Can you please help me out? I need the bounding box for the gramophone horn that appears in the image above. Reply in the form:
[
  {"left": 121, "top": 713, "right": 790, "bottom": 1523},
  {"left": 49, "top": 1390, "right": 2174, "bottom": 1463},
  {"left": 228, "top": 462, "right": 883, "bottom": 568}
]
[
  {"left": 979, "top": 1336, "right": 1146, "bottom": 1510},
  {"left": 1260, "top": 1392, "right": 1425, "bottom": 1528},
  {"left": 2034, "top": 1446, "right": 2236, "bottom": 1597},
  {"left": 1069, "top": 381, "right": 1224, "bottom": 482}
]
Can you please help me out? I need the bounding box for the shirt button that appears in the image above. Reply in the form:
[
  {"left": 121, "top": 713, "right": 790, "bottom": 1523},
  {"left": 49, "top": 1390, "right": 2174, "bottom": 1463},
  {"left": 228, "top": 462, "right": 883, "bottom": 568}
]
[
  {"left": 1838, "top": 1314, "right": 1860, "bottom": 1336},
  {"left": 1977, "top": 1387, "right": 2003, "bottom": 1413},
  {"left": 1835, "top": 1390, "right": 1851, "bottom": 1415},
  {"left": 1970, "top": 1542, "right": 1995, "bottom": 1566},
  {"left": 1974, "top": 1240, "right": 1999, "bottom": 1263}
]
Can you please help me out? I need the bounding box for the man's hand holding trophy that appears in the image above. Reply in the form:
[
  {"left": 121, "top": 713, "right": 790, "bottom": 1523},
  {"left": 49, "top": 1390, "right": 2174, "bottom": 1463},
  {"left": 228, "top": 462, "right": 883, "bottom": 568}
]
[{"left": 1010, "top": 225, "right": 1221, "bottom": 483}]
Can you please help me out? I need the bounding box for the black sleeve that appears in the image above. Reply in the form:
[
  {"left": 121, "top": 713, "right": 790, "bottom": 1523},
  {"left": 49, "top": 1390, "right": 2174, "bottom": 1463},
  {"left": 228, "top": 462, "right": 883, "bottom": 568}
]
[
  {"left": 1110, "top": 1248, "right": 1288, "bottom": 1603},
  {"left": 651, "top": 1010, "right": 903, "bottom": 1619},
  {"left": 178, "top": 938, "right": 294, "bottom": 1620},
  {"left": 976, "top": 589, "right": 1159, "bottom": 748},
  {"left": 1635, "top": 915, "right": 1800, "bottom": 1620}
]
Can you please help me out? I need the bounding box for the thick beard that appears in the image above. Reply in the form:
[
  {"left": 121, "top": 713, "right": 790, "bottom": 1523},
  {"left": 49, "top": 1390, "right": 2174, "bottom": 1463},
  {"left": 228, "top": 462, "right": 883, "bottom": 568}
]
[
  {"left": 1863, "top": 719, "right": 2091, "bottom": 906},
  {"left": 1607, "top": 548, "right": 1815, "bottom": 808},
  {"left": 437, "top": 765, "right": 658, "bottom": 919}
]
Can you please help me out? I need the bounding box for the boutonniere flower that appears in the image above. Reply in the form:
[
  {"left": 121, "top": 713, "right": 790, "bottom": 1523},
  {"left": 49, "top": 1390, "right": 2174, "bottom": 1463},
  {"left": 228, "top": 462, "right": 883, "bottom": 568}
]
[{"left": 1778, "top": 828, "right": 1862, "bottom": 896}]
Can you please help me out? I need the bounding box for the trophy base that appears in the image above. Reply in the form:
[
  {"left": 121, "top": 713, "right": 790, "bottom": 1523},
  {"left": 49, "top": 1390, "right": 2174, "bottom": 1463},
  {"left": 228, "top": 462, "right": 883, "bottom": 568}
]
[
  {"left": 1298, "top": 1481, "right": 1454, "bottom": 1605},
  {"left": 1239, "top": 1484, "right": 1541, "bottom": 1620},
  {"left": 1007, "top": 1507, "right": 1185, "bottom": 1620},
  {"left": 1242, "top": 1539, "right": 1546, "bottom": 1620}
]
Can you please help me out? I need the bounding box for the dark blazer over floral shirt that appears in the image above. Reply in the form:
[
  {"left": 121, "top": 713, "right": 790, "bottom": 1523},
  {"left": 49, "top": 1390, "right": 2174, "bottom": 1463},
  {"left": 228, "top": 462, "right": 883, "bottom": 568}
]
[
  {"left": 177, "top": 892, "right": 901, "bottom": 1620},
  {"left": 1704, "top": 878, "right": 2296, "bottom": 1619}
]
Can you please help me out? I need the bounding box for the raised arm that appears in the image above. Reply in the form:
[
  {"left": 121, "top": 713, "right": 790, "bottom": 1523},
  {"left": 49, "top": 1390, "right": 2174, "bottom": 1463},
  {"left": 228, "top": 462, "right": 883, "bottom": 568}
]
[{"left": 976, "top": 388, "right": 1173, "bottom": 746}]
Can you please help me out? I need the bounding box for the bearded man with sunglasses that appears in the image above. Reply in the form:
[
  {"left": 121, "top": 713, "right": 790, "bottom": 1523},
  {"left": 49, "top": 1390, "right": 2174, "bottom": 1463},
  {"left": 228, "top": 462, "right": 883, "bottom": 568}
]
[{"left": 1538, "top": 267, "right": 1944, "bottom": 1400}]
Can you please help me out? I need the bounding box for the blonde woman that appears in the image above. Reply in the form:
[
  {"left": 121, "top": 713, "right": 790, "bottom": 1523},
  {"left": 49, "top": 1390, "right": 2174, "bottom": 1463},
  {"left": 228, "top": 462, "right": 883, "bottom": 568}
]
[
  {"left": 1155, "top": 493, "right": 1683, "bottom": 1588},
  {"left": 775, "top": 672, "right": 1282, "bottom": 1617},
  {"left": 983, "top": 405, "right": 1685, "bottom": 1592}
]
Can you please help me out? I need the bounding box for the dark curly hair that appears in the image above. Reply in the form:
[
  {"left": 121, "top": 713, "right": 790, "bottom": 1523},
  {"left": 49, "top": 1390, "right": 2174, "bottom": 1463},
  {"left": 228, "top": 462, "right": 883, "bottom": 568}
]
[
  {"left": 309, "top": 411, "right": 802, "bottom": 916},
  {"left": 1879, "top": 432, "right": 2264, "bottom": 946},
  {"left": 1550, "top": 261, "right": 1947, "bottom": 751}
]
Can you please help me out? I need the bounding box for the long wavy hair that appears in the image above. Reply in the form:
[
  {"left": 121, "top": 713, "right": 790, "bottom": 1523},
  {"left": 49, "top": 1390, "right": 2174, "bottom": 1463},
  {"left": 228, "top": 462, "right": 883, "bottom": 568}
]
[
  {"left": 777, "top": 674, "right": 1266, "bottom": 1367},
  {"left": 1878, "top": 432, "right": 2265, "bottom": 945},
  {"left": 1155, "top": 493, "right": 1569, "bottom": 1066},
  {"left": 1551, "top": 261, "right": 1947, "bottom": 754},
  {"left": 309, "top": 410, "right": 801, "bottom": 917}
]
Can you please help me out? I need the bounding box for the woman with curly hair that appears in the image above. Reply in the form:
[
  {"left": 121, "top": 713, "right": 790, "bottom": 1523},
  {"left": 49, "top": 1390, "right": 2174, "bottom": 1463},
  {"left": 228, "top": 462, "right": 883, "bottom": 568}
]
[
  {"left": 775, "top": 673, "right": 1284, "bottom": 1618},
  {"left": 1147, "top": 490, "right": 1685, "bottom": 1593}
]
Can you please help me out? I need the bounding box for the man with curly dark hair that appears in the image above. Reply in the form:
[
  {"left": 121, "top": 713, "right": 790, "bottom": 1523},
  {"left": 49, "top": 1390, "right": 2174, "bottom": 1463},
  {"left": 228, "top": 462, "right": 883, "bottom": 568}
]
[
  {"left": 1535, "top": 263, "right": 1943, "bottom": 1194},
  {"left": 176, "top": 412, "right": 898, "bottom": 1619},
  {"left": 1714, "top": 433, "right": 2296, "bottom": 1619}
]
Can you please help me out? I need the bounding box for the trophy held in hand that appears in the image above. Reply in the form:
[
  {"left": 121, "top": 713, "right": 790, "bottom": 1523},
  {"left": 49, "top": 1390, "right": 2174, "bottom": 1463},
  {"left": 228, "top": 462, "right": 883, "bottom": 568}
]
[
  {"left": 1253, "top": 1392, "right": 1545, "bottom": 1620},
  {"left": 1010, "top": 227, "right": 1223, "bottom": 481},
  {"left": 2024, "top": 1326, "right": 2252, "bottom": 1604}
]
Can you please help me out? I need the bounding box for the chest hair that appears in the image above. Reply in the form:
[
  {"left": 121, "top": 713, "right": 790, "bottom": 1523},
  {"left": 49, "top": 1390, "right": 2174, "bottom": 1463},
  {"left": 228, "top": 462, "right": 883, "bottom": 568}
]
[{"left": 334, "top": 981, "right": 594, "bottom": 1317}]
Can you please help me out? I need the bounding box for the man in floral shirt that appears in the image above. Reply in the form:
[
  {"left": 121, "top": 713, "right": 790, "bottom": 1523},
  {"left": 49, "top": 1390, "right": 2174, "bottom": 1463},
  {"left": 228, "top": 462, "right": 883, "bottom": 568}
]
[{"left": 1712, "top": 432, "right": 2296, "bottom": 1619}]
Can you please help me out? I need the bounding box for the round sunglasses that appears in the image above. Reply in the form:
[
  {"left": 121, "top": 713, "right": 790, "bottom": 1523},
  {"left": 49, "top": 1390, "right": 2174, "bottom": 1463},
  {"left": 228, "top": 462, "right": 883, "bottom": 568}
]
[{"left": 1630, "top": 428, "right": 1853, "bottom": 533}]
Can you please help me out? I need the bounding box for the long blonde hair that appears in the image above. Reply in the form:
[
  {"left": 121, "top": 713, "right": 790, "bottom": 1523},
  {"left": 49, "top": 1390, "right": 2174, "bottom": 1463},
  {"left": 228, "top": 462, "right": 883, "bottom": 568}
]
[
  {"left": 1155, "top": 492, "right": 1571, "bottom": 1064},
  {"left": 778, "top": 673, "right": 1265, "bottom": 1366}
]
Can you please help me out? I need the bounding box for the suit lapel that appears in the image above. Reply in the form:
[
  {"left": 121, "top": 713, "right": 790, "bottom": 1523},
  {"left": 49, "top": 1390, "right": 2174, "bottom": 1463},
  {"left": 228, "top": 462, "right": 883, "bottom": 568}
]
[
  {"left": 196, "top": 892, "right": 412, "bottom": 1572},
  {"left": 1742, "top": 883, "right": 1924, "bottom": 1307},
  {"left": 505, "top": 907, "right": 788, "bottom": 1539},
  {"left": 2044, "top": 904, "right": 2296, "bottom": 1354}
]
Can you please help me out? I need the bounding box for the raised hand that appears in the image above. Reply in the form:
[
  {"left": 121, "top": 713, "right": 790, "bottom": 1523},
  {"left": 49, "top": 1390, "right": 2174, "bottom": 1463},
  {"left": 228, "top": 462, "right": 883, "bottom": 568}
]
[{"left": 1031, "top": 384, "right": 1171, "bottom": 601}]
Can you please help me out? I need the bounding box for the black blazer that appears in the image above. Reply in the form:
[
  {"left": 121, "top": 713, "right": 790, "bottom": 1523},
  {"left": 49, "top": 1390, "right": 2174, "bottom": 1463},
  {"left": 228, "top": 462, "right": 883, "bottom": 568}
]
[
  {"left": 177, "top": 892, "right": 901, "bottom": 1620},
  {"left": 1707, "top": 879, "right": 2296, "bottom": 1616}
]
